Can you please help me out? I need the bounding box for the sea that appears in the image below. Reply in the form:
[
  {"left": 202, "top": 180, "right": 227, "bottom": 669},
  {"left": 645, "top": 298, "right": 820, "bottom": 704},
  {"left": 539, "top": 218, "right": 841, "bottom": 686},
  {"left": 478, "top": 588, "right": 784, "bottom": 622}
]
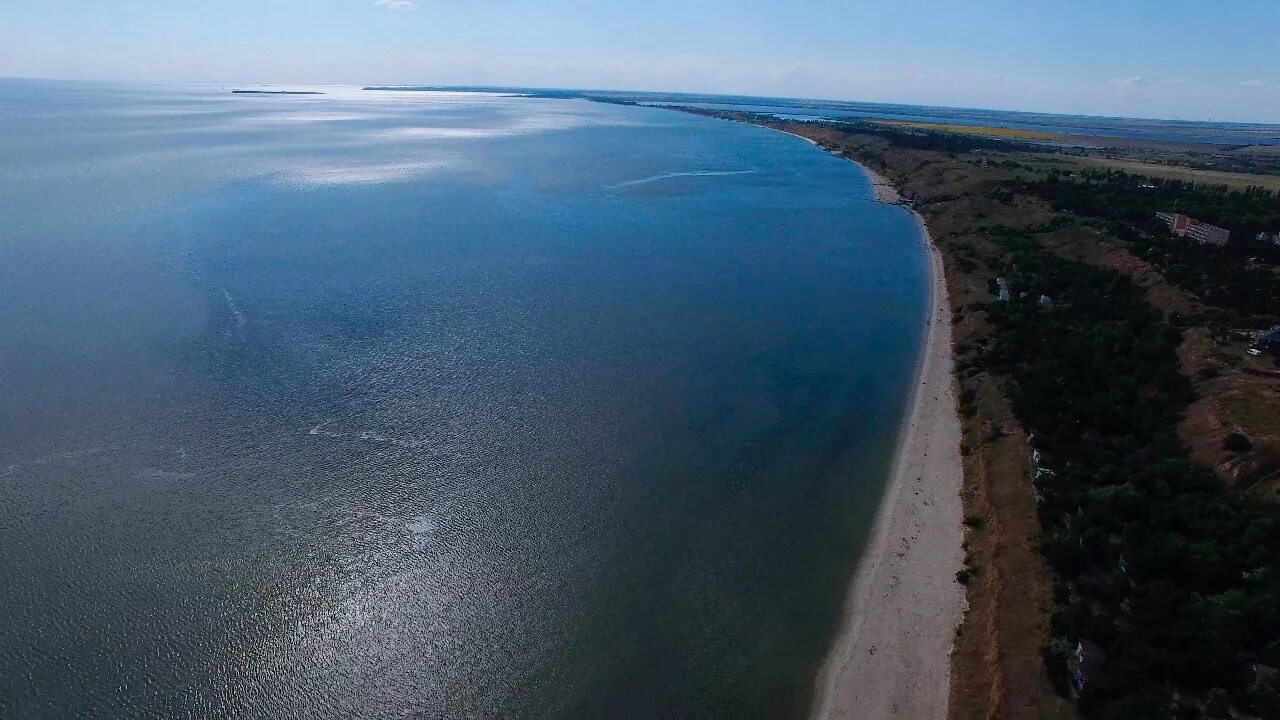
[{"left": 0, "top": 79, "right": 929, "bottom": 718}]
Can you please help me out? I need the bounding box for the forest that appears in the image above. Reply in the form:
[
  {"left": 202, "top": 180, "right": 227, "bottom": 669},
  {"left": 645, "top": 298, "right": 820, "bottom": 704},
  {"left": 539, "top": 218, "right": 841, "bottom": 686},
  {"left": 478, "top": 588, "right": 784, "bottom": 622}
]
[
  {"left": 976, "top": 228, "right": 1280, "bottom": 717},
  {"left": 1019, "top": 170, "right": 1280, "bottom": 324}
]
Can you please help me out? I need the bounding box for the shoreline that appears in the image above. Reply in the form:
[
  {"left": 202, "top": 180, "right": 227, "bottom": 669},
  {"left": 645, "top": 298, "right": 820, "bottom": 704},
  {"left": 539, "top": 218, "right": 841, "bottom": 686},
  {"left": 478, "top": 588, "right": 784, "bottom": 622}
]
[
  {"left": 859, "top": 165, "right": 904, "bottom": 205},
  {"left": 772, "top": 128, "right": 903, "bottom": 205},
  {"left": 809, "top": 161, "right": 966, "bottom": 718}
]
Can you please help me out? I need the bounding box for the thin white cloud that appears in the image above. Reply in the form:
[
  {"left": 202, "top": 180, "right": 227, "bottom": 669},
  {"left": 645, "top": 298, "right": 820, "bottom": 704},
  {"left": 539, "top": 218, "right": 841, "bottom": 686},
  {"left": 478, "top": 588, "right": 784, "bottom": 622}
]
[
  {"left": 1109, "top": 76, "right": 1148, "bottom": 87},
  {"left": 373, "top": 0, "right": 413, "bottom": 9},
  {"left": 1239, "top": 79, "right": 1270, "bottom": 87}
]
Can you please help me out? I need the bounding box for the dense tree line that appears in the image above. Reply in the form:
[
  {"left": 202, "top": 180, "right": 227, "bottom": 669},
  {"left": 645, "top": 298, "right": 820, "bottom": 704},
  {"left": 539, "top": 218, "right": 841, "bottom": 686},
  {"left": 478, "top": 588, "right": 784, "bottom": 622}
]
[
  {"left": 976, "top": 229, "right": 1280, "bottom": 717},
  {"left": 1026, "top": 169, "right": 1280, "bottom": 247},
  {"left": 1019, "top": 170, "right": 1280, "bottom": 323}
]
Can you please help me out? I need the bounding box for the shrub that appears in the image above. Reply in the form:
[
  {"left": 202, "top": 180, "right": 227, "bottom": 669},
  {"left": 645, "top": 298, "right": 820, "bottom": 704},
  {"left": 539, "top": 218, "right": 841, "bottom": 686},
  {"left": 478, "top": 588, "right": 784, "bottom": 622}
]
[{"left": 1224, "top": 432, "right": 1253, "bottom": 453}]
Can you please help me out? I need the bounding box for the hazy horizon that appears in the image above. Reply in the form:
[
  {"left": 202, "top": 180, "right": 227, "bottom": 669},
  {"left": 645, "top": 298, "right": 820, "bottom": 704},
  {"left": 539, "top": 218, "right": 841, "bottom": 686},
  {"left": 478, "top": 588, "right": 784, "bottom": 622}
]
[
  {"left": 8, "top": 76, "right": 1280, "bottom": 131},
  {"left": 4, "top": 1, "right": 1279, "bottom": 124}
]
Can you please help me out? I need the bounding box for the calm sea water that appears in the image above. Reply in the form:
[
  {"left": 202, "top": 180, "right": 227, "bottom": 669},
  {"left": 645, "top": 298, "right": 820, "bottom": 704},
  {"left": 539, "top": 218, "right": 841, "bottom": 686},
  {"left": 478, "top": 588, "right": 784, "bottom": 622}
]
[{"left": 0, "top": 80, "right": 928, "bottom": 718}]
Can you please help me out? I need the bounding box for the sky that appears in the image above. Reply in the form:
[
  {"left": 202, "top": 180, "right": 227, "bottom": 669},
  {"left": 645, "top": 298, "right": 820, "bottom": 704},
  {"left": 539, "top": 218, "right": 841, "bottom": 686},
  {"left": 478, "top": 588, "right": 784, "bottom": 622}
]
[{"left": 3, "top": 0, "right": 1280, "bottom": 123}]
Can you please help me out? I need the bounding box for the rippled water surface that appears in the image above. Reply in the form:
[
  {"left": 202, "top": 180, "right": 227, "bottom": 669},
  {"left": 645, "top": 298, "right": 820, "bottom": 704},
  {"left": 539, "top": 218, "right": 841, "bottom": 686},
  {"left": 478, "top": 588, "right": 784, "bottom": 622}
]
[{"left": 0, "top": 80, "right": 927, "bottom": 718}]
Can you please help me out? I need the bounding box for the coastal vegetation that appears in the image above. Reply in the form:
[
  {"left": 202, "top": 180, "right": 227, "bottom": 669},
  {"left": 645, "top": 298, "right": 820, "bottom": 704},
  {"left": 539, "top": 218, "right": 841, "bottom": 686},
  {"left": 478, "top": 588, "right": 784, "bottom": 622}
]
[
  {"left": 979, "top": 227, "right": 1280, "bottom": 717},
  {"left": 1018, "top": 170, "right": 1280, "bottom": 323}
]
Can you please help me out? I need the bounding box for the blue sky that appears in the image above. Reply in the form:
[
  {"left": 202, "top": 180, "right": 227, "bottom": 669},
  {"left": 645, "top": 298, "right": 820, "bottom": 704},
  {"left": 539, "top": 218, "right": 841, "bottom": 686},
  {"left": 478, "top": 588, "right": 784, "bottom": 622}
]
[{"left": 3, "top": 0, "right": 1279, "bottom": 122}]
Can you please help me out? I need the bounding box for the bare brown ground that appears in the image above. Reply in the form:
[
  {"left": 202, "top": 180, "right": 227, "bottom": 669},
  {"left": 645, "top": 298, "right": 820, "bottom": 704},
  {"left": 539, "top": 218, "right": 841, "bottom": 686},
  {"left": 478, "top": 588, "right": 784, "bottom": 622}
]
[
  {"left": 942, "top": 264, "right": 1072, "bottom": 720},
  {"left": 1179, "top": 329, "right": 1280, "bottom": 497}
]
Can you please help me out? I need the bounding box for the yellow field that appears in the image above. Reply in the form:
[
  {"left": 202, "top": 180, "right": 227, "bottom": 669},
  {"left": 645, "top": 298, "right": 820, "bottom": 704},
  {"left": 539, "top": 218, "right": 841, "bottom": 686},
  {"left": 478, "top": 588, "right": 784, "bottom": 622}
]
[{"left": 870, "top": 120, "right": 1061, "bottom": 141}]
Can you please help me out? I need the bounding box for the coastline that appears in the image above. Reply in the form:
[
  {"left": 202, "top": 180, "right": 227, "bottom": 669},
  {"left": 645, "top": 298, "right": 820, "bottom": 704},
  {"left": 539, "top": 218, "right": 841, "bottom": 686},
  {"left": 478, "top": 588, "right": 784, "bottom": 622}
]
[
  {"left": 859, "top": 165, "right": 904, "bottom": 205},
  {"left": 773, "top": 128, "right": 903, "bottom": 205},
  {"left": 810, "top": 165, "right": 965, "bottom": 718}
]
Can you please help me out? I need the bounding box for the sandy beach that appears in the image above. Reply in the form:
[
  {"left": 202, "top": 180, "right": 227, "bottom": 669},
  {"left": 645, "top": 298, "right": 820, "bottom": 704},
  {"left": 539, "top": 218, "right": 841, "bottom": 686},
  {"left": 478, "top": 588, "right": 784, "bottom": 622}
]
[
  {"left": 810, "top": 186, "right": 965, "bottom": 718},
  {"left": 860, "top": 166, "right": 904, "bottom": 205}
]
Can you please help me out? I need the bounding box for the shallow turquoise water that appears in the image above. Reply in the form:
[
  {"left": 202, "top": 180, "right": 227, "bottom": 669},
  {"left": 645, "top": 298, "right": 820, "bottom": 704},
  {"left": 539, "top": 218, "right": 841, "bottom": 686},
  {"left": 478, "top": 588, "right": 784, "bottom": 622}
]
[{"left": 0, "top": 80, "right": 928, "bottom": 718}]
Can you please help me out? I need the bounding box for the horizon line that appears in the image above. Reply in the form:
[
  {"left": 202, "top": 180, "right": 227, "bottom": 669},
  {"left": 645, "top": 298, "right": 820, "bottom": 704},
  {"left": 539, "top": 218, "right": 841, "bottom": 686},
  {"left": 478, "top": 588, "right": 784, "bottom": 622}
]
[{"left": 5, "top": 73, "right": 1280, "bottom": 129}]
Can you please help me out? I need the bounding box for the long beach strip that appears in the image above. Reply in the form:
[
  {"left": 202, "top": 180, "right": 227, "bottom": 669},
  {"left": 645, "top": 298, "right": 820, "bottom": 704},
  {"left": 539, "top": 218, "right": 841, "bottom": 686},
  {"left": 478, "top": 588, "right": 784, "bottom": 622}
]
[{"left": 810, "top": 163, "right": 966, "bottom": 719}]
